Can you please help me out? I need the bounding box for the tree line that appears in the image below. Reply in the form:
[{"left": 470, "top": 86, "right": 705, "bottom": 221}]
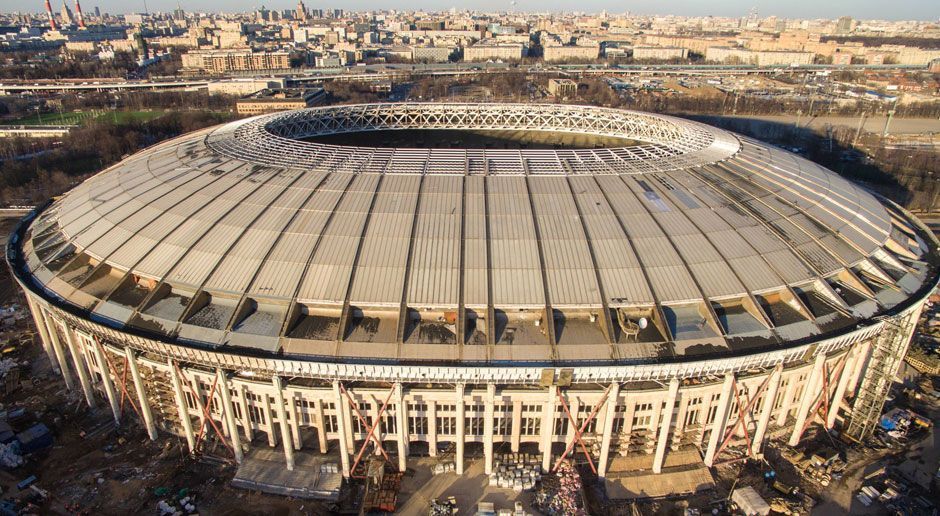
[{"left": 0, "top": 111, "right": 234, "bottom": 206}]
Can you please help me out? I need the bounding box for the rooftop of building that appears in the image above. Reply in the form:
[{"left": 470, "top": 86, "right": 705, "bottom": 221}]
[{"left": 238, "top": 87, "right": 325, "bottom": 102}]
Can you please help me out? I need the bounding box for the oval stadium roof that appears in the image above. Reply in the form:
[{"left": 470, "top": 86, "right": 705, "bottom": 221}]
[{"left": 16, "top": 103, "right": 939, "bottom": 365}]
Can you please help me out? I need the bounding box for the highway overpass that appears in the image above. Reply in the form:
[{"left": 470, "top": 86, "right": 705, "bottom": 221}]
[{"left": 0, "top": 63, "right": 927, "bottom": 94}]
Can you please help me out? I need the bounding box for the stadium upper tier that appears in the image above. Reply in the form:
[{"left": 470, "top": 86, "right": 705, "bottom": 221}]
[{"left": 15, "top": 103, "right": 938, "bottom": 365}]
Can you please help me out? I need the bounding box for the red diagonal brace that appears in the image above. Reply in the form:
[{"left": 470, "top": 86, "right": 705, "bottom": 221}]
[
  {"left": 556, "top": 393, "right": 597, "bottom": 474},
  {"left": 193, "top": 372, "right": 220, "bottom": 447},
  {"left": 118, "top": 356, "right": 129, "bottom": 412},
  {"left": 713, "top": 365, "right": 780, "bottom": 463},
  {"left": 821, "top": 363, "right": 831, "bottom": 423},
  {"left": 552, "top": 385, "right": 612, "bottom": 474},
  {"left": 94, "top": 337, "right": 142, "bottom": 421},
  {"left": 799, "top": 352, "right": 850, "bottom": 438},
  {"left": 732, "top": 383, "right": 754, "bottom": 457},
  {"left": 173, "top": 363, "right": 235, "bottom": 459},
  {"left": 341, "top": 383, "right": 395, "bottom": 476}
]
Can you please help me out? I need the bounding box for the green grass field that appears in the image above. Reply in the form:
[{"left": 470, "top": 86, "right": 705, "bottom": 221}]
[{"left": 9, "top": 109, "right": 167, "bottom": 126}]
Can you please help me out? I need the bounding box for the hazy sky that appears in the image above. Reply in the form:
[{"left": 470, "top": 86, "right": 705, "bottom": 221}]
[{"left": 4, "top": 0, "right": 939, "bottom": 21}]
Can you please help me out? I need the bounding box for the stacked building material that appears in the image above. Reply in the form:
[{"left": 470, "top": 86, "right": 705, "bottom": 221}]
[
  {"left": 488, "top": 453, "right": 542, "bottom": 492},
  {"left": 432, "top": 461, "right": 456, "bottom": 475}
]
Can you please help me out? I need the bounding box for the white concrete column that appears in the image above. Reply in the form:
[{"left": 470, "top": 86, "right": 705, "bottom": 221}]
[
  {"left": 237, "top": 384, "right": 253, "bottom": 442},
  {"left": 91, "top": 339, "right": 121, "bottom": 424},
  {"left": 314, "top": 398, "right": 328, "bottom": 453},
  {"left": 217, "top": 369, "right": 243, "bottom": 464},
  {"left": 673, "top": 396, "right": 690, "bottom": 441},
  {"left": 287, "top": 391, "right": 302, "bottom": 450},
  {"left": 752, "top": 366, "right": 782, "bottom": 455},
  {"left": 427, "top": 401, "right": 438, "bottom": 457},
  {"left": 777, "top": 372, "right": 798, "bottom": 426},
  {"left": 510, "top": 400, "right": 522, "bottom": 452},
  {"left": 564, "top": 397, "right": 579, "bottom": 447},
  {"left": 827, "top": 351, "right": 856, "bottom": 429},
  {"left": 455, "top": 384, "right": 466, "bottom": 474},
  {"left": 341, "top": 390, "right": 355, "bottom": 451},
  {"left": 42, "top": 312, "right": 74, "bottom": 390},
  {"left": 789, "top": 352, "right": 827, "bottom": 446},
  {"left": 483, "top": 384, "right": 496, "bottom": 475},
  {"left": 262, "top": 392, "right": 276, "bottom": 446},
  {"left": 619, "top": 399, "right": 636, "bottom": 457},
  {"left": 598, "top": 383, "right": 620, "bottom": 478},
  {"left": 168, "top": 359, "right": 196, "bottom": 454},
  {"left": 648, "top": 395, "right": 664, "bottom": 455},
  {"left": 541, "top": 385, "right": 557, "bottom": 473},
  {"left": 653, "top": 378, "right": 680, "bottom": 473},
  {"left": 125, "top": 348, "right": 157, "bottom": 440},
  {"left": 271, "top": 376, "right": 294, "bottom": 471},
  {"left": 845, "top": 341, "right": 871, "bottom": 398},
  {"left": 189, "top": 378, "right": 207, "bottom": 433},
  {"left": 395, "top": 383, "right": 408, "bottom": 472},
  {"left": 704, "top": 373, "right": 735, "bottom": 467},
  {"left": 26, "top": 297, "right": 59, "bottom": 373},
  {"left": 62, "top": 328, "right": 95, "bottom": 408},
  {"left": 332, "top": 381, "right": 351, "bottom": 476}
]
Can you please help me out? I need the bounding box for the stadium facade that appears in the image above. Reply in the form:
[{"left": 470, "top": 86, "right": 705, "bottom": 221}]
[{"left": 8, "top": 103, "right": 939, "bottom": 479}]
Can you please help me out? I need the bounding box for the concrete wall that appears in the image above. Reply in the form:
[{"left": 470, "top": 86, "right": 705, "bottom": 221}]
[{"left": 24, "top": 288, "right": 924, "bottom": 479}]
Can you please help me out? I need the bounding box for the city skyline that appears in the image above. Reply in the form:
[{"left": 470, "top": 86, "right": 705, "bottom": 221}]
[{"left": 1, "top": 0, "right": 939, "bottom": 21}]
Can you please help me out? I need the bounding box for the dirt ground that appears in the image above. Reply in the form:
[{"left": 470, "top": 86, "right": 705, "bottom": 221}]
[{"left": 0, "top": 216, "right": 325, "bottom": 515}]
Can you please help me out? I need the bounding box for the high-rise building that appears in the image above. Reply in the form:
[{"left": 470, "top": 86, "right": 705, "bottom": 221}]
[
  {"left": 836, "top": 16, "right": 854, "bottom": 34},
  {"left": 256, "top": 5, "right": 270, "bottom": 22},
  {"left": 134, "top": 30, "right": 148, "bottom": 60},
  {"left": 181, "top": 49, "right": 291, "bottom": 72},
  {"left": 295, "top": 0, "right": 306, "bottom": 22},
  {"left": 60, "top": 0, "right": 74, "bottom": 25}
]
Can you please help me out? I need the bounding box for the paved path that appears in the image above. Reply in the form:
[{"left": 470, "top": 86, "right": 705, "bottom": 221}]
[{"left": 715, "top": 115, "right": 940, "bottom": 135}]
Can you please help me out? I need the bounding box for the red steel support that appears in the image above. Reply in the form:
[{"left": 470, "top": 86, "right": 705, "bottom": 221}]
[
  {"left": 193, "top": 372, "right": 219, "bottom": 446},
  {"left": 341, "top": 383, "right": 396, "bottom": 476},
  {"left": 173, "top": 363, "right": 235, "bottom": 458},
  {"left": 552, "top": 385, "right": 611, "bottom": 474},
  {"left": 118, "top": 356, "right": 129, "bottom": 412},
  {"left": 713, "top": 365, "right": 779, "bottom": 464},
  {"left": 798, "top": 352, "right": 851, "bottom": 438},
  {"left": 96, "top": 338, "right": 143, "bottom": 421},
  {"left": 556, "top": 393, "right": 596, "bottom": 473}
]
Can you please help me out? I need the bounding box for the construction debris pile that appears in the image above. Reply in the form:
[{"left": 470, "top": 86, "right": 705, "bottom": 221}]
[
  {"left": 156, "top": 492, "right": 199, "bottom": 516},
  {"left": 533, "top": 462, "right": 586, "bottom": 516},
  {"left": 0, "top": 440, "right": 23, "bottom": 468},
  {"left": 428, "top": 496, "right": 458, "bottom": 516},
  {"left": 0, "top": 304, "right": 27, "bottom": 331},
  {"left": 777, "top": 445, "right": 846, "bottom": 487},
  {"left": 488, "top": 452, "right": 542, "bottom": 492},
  {"left": 856, "top": 466, "right": 936, "bottom": 513},
  {"left": 877, "top": 407, "right": 931, "bottom": 442}
]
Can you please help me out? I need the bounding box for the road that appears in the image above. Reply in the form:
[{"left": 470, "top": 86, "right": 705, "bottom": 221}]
[
  {"left": 0, "top": 62, "right": 929, "bottom": 94},
  {"left": 703, "top": 114, "right": 940, "bottom": 136}
]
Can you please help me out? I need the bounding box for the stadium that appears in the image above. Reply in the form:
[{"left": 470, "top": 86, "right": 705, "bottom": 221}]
[{"left": 8, "top": 103, "right": 939, "bottom": 490}]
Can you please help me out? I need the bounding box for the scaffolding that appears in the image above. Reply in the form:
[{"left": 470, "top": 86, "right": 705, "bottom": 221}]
[{"left": 843, "top": 313, "right": 916, "bottom": 442}]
